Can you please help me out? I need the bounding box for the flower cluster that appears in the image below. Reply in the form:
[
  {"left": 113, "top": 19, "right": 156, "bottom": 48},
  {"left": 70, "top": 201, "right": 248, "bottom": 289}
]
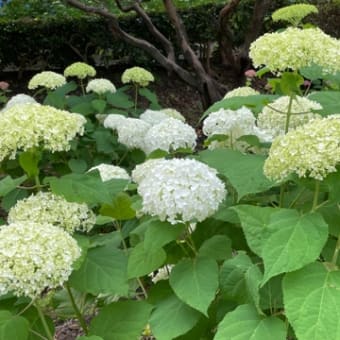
[
  {"left": 203, "top": 107, "right": 271, "bottom": 151},
  {"left": 103, "top": 114, "right": 127, "bottom": 130},
  {"left": 86, "top": 78, "right": 116, "bottom": 95},
  {"left": 131, "top": 158, "right": 164, "bottom": 184},
  {"left": 150, "top": 265, "right": 174, "bottom": 283},
  {"left": 3, "top": 94, "right": 36, "bottom": 110},
  {"left": 64, "top": 62, "right": 96, "bottom": 79},
  {"left": 134, "top": 158, "right": 226, "bottom": 223},
  {"left": 140, "top": 109, "right": 186, "bottom": 125},
  {"left": 224, "top": 86, "right": 259, "bottom": 99},
  {"left": 0, "top": 103, "right": 86, "bottom": 161},
  {"left": 257, "top": 96, "right": 321, "bottom": 137},
  {"left": 272, "top": 4, "right": 318, "bottom": 26},
  {"left": 121, "top": 67, "right": 154, "bottom": 87},
  {"left": 88, "top": 163, "right": 130, "bottom": 182},
  {"left": 143, "top": 117, "right": 197, "bottom": 155},
  {"left": 249, "top": 27, "right": 340, "bottom": 74},
  {"left": 0, "top": 222, "right": 81, "bottom": 298},
  {"left": 264, "top": 115, "right": 340, "bottom": 181},
  {"left": 8, "top": 192, "right": 96, "bottom": 234},
  {"left": 28, "top": 71, "right": 66, "bottom": 90}
]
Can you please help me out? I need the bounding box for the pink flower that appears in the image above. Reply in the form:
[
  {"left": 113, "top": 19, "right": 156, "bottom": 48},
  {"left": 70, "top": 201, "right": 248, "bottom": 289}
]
[
  {"left": 0, "top": 81, "right": 9, "bottom": 91},
  {"left": 303, "top": 80, "right": 312, "bottom": 87},
  {"left": 244, "top": 69, "right": 257, "bottom": 78}
]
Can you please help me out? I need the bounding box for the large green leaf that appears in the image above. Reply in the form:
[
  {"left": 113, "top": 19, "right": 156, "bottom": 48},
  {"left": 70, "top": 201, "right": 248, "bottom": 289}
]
[
  {"left": 90, "top": 301, "right": 153, "bottom": 340},
  {"left": 69, "top": 244, "right": 129, "bottom": 296},
  {"left": 22, "top": 307, "right": 54, "bottom": 340},
  {"left": 106, "top": 90, "right": 134, "bottom": 109},
  {"left": 198, "top": 149, "right": 275, "bottom": 200},
  {"left": 0, "top": 175, "right": 27, "bottom": 197},
  {"left": 214, "top": 304, "right": 286, "bottom": 340},
  {"left": 47, "top": 172, "right": 128, "bottom": 204},
  {"left": 143, "top": 220, "right": 185, "bottom": 251},
  {"left": 283, "top": 262, "right": 340, "bottom": 340},
  {"left": 232, "top": 205, "right": 276, "bottom": 255},
  {"left": 308, "top": 91, "right": 340, "bottom": 116},
  {"left": 198, "top": 235, "right": 232, "bottom": 261},
  {"left": 261, "top": 210, "right": 328, "bottom": 284},
  {"left": 138, "top": 88, "right": 161, "bottom": 109},
  {"left": 219, "top": 252, "right": 262, "bottom": 312},
  {"left": 100, "top": 192, "right": 136, "bottom": 220},
  {"left": 149, "top": 294, "right": 201, "bottom": 340},
  {"left": 169, "top": 257, "right": 219, "bottom": 315},
  {"left": 0, "top": 311, "right": 29, "bottom": 340},
  {"left": 127, "top": 242, "right": 166, "bottom": 278}
]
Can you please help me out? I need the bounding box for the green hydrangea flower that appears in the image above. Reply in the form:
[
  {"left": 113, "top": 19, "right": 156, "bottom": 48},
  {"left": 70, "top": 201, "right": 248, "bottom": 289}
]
[
  {"left": 8, "top": 192, "right": 96, "bottom": 234},
  {"left": 264, "top": 115, "right": 340, "bottom": 181},
  {"left": 0, "top": 103, "right": 86, "bottom": 161},
  {"left": 28, "top": 71, "right": 66, "bottom": 90},
  {"left": 86, "top": 78, "right": 116, "bottom": 95},
  {"left": 249, "top": 27, "right": 340, "bottom": 74},
  {"left": 64, "top": 62, "right": 96, "bottom": 79},
  {"left": 121, "top": 66, "right": 154, "bottom": 87},
  {"left": 224, "top": 86, "right": 259, "bottom": 99},
  {"left": 272, "top": 4, "right": 318, "bottom": 26},
  {"left": 0, "top": 222, "right": 81, "bottom": 298}
]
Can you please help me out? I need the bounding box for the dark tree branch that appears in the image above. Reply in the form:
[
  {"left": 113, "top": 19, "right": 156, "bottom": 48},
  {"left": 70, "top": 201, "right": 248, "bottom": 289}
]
[{"left": 66, "top": 0, "right": 197, "bottom": 87}]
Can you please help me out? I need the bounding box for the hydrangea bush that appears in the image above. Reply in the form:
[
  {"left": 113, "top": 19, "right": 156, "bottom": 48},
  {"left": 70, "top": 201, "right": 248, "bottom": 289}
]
[{"left": 0, "top": 8, "right": 340, "bottom": 339}]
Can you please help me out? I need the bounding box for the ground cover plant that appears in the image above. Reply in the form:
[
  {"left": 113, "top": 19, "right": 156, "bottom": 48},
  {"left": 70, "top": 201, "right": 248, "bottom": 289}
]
[{"left": 0, "top": 3, "right": 340, "bottom": 340}]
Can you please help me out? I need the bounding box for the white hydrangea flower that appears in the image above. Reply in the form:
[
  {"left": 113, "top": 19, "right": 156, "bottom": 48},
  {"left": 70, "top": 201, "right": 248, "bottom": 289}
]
[
  {"left": 150, "top": 265, "right": 174, "bottom": 283},
  {"left": 121, "top": 66, "right": 154, "bottom": 87},
  {"left": 28, "top": 71, "right": 66, "bottom": 90},
  {"left": 249, "top": 27, "right": 340, "bottom": 74},
  {"left": 0, "top": 222, "right": 81, "bottom": 298},
  {"left": 116, "top": 118, "right": 151, "bottom": 150},
  {"left": 103, "top": 114, "right": 127, "bottom": 130},
  {"left": 258, "top": 96, "right": 322, "bottom": 137},
  {"left": 162, "top": 108, "right": 186, "bottom": 122},
  {"left": 264, "top": 115, "right": 340, "bottom": 181},
  {"left": 0, "top": 103, "right": 86, "bottom": 161},
  {"left": 224, "top": 86, "right": 259, "bottom": 99},
  {"left": 4, "top": 94, "right": 37, "bottom": 110},
  {"left": 137, "top": 158, "right": 226, "bottom": 223},
  {"left": 8, "top": 192, "right": 96, "bottom": 234},
  {"left": 131, "top": 158, "right": 165, "bottom": 184},
  {"left": 140, "top": 109, "right": 169, "bottom": 125},
  {"left": 203, "top": 107, "right": 270, "bottom": 151},
  {"left": 88, "top": 163, "right": 130, "bottom": 181},
  {"left": 64, "top": 62, "right": 96, "bottom": 79},
  {"left": 143, "top": 118, "right": 196, "bottom": 155},
  {"left": 86, "top": 78, "right": 116, "bottom": 95}
]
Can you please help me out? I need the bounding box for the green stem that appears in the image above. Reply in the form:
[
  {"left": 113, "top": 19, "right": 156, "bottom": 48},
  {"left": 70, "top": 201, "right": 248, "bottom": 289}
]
[
  {"left": 186, "top": 224, "right": 198, "bottom": 255},
  {"left": 80, "top": 79, "right": 86, "bottom": 96},
  {"left": 134, "top": 84, "right": 139, "bottom": 114},
  {"left": 65, "top": 283, "right": 89, "bottom": 335},
  {"left": 312, "top": 180, "right": 320, "bottom": 211},
  {"left": 35, "top": 303, "right": 53, "bottom": 340},
  {"left": 29, "top": 328, "right": 48, "bottom": 340},
  {"left": 331, "top": 232, "right": 340, "bottom": 266},
  {"left": 34, "top": 175, "right": 42, "bottom": 192},
  {"left": 284, "top": 94, "right": 294, "bottom": 134}
]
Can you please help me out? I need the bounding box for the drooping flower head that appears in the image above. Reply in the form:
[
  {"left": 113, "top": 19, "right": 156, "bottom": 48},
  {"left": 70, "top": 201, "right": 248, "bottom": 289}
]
[
  {"left": 28, "top": 71, "right": 66, "bottom": 90},
  {"left": 86, "top": 78, "right": 116, "bottom": 95},
  {"left": 272, "top": 4, "right": 318, "bottom": 26},
  {"left": 121, "top": 67, "right": 154, "bottom": 87},
  {"left": 249, "top": 27, "right": 340, "bottom": 74},
  {"left": 143, "top": 117, "right": 197, "bottom": 155},
  {"left": 8, "top": 192, "right": 96, "bottom": 234},
  {"left": 88, "top": 163, "right": 130, "bottom": 182},
  {"left": 135, "top": 158, "right": 226, "bottom": 223},
  {"left": 258, "top": 95, "right": 322, "bottom": 137},
  {"left": 264, "top": 115, "right": 340, "bottom": 181},
  {"left": 203, "top": 107, "right": 271, "bottom": 151},
  {"left": 0, "top": 222, "right": 81, "bottom": 298},
  {"left": 3, "top": 94, "right": 36, "bottom": 110},
  {"left": 224, "top": 86, "right": 259, "bottom": 99},
  {"left": 64, "top": 62, "right": 96, "bottom": 80},
  {"left": 0, "top": 103, "right": 86, "bottom": 161}
]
